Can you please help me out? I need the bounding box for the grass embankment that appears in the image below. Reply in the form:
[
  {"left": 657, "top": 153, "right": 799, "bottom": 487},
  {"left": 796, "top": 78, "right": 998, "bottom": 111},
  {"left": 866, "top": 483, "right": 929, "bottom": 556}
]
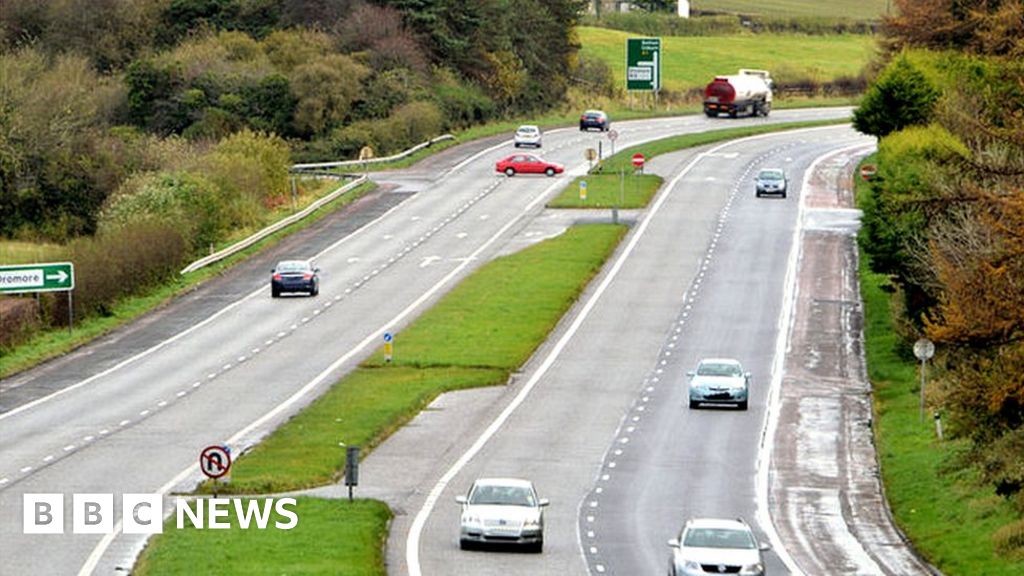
[
  {"left": 578, "top": 26, "right": 875, "bottom": 94},
  {"left": 857, "top": 165, "right": 1024, "bottom": 575},
  {"left": 0, "top": 179, "right": 374, "bottom": 379},
  {"left": 133, "top": 498, "right": 391, "bottom": 576},
  {"left": 549, "top": 118, "right": 848, "bottom": 208},
  {"left": 691, "top": 0, "right": 888, "bottom": 20}
]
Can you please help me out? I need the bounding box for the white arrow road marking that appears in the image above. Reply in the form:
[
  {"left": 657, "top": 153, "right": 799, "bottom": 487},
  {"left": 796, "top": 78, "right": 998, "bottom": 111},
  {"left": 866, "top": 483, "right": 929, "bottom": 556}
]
[
  {"left": 456, "top": 232, "right": 468, "bottom": 239},
  {"left": 346, "top": 257, "right": 360, "bottom": 263},
  {"left": 419, "top": 256, "right": 441, "bottom": 268}
]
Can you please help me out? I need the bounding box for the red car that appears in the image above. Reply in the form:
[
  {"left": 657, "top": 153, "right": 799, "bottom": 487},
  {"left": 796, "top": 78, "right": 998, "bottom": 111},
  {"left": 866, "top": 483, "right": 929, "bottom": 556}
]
[{"left": 495, "top": 154, "right": 564, "bottom": 177}]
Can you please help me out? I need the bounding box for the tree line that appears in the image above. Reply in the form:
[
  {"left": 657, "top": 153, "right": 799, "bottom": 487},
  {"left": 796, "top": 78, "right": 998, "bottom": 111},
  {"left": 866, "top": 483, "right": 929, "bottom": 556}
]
[{"left": 852, "top": 0, "right": 1024, "bottom": 552}]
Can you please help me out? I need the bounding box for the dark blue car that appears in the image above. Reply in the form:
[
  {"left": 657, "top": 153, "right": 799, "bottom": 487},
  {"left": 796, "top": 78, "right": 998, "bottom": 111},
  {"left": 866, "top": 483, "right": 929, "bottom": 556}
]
[{"left": 271, "top": 260, "right": 319, "bottom": 297}]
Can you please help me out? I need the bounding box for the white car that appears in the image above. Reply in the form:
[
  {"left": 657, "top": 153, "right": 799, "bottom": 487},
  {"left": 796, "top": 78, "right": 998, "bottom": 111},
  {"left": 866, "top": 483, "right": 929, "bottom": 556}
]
[
  {"left": 667, "top": 517, "right": 770, "bottom": 576},
  {"left": 456, "top": 478, "right": 548, "bottom": 552},
  {"left": 514, "top": 125, "right": 542, "bottom": 148},
  {"left": 687, "top": 358, "right": 751, "bottom": 410}
]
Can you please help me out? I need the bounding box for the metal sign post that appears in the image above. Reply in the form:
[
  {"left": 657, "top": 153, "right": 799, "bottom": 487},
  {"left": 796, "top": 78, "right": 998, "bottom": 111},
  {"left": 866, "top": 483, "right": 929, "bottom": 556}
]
[
  {"left": 383, "top": 332, "right": 393, "bottom": 363},
  {"left": 913, "top": 338, "right": 935, "bottom": 421}
]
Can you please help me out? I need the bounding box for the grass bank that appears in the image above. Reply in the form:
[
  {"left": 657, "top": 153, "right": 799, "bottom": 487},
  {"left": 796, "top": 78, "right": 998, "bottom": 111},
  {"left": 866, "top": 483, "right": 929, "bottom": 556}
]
[
  {"left": 578, "top": 27, "right": 875, "bottom": 94},
  {"left": 215, "top": 224, "right": 627, "bottom": 494},
  {"left": 0, "top": 179, "right": 374, "bottom": 379},
  {"left": 857, "top": 164, "right": 1024, "bottom": 575},
  {"left": 133, "top": 498, "right": 390, "bottom": 576},
  {"left": 691, "top": 0, "right": 888, "bottom": 20}
]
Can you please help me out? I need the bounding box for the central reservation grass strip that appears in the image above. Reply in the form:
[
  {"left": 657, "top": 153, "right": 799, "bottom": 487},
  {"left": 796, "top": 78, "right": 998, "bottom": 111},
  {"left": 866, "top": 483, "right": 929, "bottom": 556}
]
[
  {"left": 856, "top": 164, "right": 1024, "bottom": 575},
  {"left": 133, "top": 498, "right": 390, "bottom": 576},
  {"left": 218, "top": 224, "right": 627, "bottom": 494}
]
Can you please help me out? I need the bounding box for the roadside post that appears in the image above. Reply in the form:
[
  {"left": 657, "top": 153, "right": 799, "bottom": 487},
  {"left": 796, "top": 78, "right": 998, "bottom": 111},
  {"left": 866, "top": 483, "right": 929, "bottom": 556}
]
[
  {"left": 607, "top": 129, "right": 618, "bottom": 157},
  {"left": 383, "top": 332, "right": 393, "bottom": 363},
  {"left": 345, "top": 446, "right": 360, "bottom": 502},
  {"left": 585, "top": 147, "right": 597, "bottom": 171},
  {"left": 200, "top": 444, "right": 232, "bottom": 497},
  {"left": 579, "top": 180, "right": 587, "bottom": 201},
  {"left": 914, "top": 338, "right": 935, "bottom": 421},
  {"left": 359, "top": 145, "right": 375, "bottom": 177},
  {"left": 0, "top": 262, "right": 75, "bottom": 334}
]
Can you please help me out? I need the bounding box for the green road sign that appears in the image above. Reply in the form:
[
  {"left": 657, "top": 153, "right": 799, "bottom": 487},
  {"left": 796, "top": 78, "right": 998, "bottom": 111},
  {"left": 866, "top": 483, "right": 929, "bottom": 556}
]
[
  {"left": 626, "top": 37, "right": 661, "bottom": 92},
  {"left": 0, "top": 262, "right": 75, "bottom": 293}
]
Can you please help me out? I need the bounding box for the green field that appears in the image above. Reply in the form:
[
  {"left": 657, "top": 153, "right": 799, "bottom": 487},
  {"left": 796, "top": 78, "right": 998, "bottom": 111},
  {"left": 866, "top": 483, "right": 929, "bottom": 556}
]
[
  {"left": 578, "top": 26, "right": 876, "bottom": 92},
  {"left": 691, "top": 0, "right": 889, "bottom": 20}
]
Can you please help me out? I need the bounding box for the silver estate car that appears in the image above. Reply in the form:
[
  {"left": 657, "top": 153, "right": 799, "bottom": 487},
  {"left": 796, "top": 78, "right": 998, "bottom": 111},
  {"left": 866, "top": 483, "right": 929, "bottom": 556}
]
[
  {"left": 667, "top": 517, "right": 770, "bottom": 576},
  {"left": 456, "top": 478, "right": 548, "bottom": 552},
  {"left": 687, "top": 358, "right": 751, "bottom": 410}
]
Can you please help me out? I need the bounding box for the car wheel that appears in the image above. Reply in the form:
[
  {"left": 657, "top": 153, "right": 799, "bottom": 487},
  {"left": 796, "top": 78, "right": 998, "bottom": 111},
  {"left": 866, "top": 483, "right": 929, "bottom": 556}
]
[
  {"left": 459, "top": 539, "right": 471, "bottom": 550},
  {"left": 531, "top": 540, "right": 544, "bottom": 553},
  {"left": 310, "top": 284, "right": 319, "bottom": 297},
  {"left": 505, "top": 167, "right": 515, "bottom": 177},
  {"left": 271, "top": 287, "right": 280, "bottom": 298},
  {"left": 545, "top": 167, "right": 555, "bottom": 177},
  {"left": 755, "top": 190, "right": 761, "bottom": 198},
  {"left": 781, "top": 191, "right": 787, "bottom": 199},
  {"left": 514, "top": 143, "right": 520, "bottom": 148},
  {"left": 689, "top": 399, "right": 699, "bottom": 409},
  {"left": 738, "top": 400, "right": 749, "bottom": 411}
]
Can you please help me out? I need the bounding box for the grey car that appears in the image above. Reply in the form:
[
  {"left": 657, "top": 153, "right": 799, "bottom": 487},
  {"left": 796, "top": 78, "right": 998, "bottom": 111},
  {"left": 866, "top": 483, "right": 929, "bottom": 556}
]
[
  {"left": 456, "top": 478, "right": 548, "bottom": 552},
  {"left": 687, "top": 358, "right": 751, "bottom": 410},
  {"left": 667, "top": 517, "right": 770, "bottom": 576},
  {"left": 754, "top": 168, "right": 787, "bottom": 198}
]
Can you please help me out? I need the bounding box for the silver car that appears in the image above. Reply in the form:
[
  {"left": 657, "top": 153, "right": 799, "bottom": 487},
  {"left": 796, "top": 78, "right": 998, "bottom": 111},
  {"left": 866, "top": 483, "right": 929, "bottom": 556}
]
[
  {"left": 456, "top": 478, "right": 548, "bottom": 552},
  {"left": 514, "top": 125, "right": 542, "bottom": 148},
  {"left": 667, "top": 517, "right": 770, "bottom": 576},
  {"left": 687, "top": 358, "right": 751, "bottom": 410},
  {"left": 755, "top": 168, "right": 787, "bottom": 198}
]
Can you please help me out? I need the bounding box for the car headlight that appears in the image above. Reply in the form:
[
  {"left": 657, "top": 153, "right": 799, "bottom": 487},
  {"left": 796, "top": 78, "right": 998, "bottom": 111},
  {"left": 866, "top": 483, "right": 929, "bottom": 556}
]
[
  {"left": 683, "top": 560, "right": 700, "bottom": 571},
  {"left": 740, "top": 562, "right": 765, "bottom": 575}
]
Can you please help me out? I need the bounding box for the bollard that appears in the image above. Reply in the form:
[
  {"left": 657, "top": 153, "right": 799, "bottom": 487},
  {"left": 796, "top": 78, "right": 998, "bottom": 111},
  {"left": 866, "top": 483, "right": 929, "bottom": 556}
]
[{"left": 934, "top": 412, "right": 943, "bottom": 440}]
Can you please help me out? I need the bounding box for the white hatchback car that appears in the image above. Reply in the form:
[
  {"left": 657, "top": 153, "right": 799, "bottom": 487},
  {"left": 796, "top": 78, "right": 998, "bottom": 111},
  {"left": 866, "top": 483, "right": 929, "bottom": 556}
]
[
  {"left": 514, "top": 125, "right": 542, "bottom": 148},
  {"left": 456, "top": 478, "right": 548, "bottom": 552},
  {"left": 667, "top": 517, "right": 770, "bottom": 576}
]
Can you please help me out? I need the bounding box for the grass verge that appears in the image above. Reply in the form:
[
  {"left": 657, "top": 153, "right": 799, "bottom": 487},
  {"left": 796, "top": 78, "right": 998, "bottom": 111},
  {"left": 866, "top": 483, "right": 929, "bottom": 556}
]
[
  {"left": 857, "top": 164, "right": 1024, "bottom": 575},
  {"left": 211, "top": 224, "right": 626, "bottom": 494},
  {"left": 0, "top": 180, "right": 375, "bottom": 379},
  {"left": 133, "top": 497, "right": 390, "bottom": 576}
]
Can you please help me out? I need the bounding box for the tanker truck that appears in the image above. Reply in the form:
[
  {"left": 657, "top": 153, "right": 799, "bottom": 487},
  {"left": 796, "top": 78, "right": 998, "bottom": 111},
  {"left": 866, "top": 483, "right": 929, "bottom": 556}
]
[{"left": 703, "top": 69, "right": 773, "bottom": 118}]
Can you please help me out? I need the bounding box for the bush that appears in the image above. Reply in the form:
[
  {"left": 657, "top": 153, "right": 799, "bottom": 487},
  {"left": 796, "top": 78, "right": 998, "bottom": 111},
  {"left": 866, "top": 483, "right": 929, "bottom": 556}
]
[
  {"left": 854, "top": 53, "right": 940, "bottom": 138},
  {"left": 431, "top": 71, "right": 496, "bottom": 130},
  {"left": 66, "top": 220, "right": 187, "bottom": 319},
  {"left": 994, "top": 519, "right": 1024, "bottom": 560},
  {"left": 0, "top": 298, "right": 40, "bottom": 349},
  {"left": 574, "top": 52, "right": 618, "bottom": 98},
  {"left": 201, "top": 129, "right": 291, "bottom": 212}
]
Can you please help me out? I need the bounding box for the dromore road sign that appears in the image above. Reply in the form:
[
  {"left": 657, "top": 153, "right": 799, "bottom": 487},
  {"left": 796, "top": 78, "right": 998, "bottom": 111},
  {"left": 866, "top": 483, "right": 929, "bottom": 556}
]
[
  {"left": 0, "top": 262, "right": 75, "bottom": 294},
  {"left": 626, "top": 37, "right": 661, "bottom": 92}
]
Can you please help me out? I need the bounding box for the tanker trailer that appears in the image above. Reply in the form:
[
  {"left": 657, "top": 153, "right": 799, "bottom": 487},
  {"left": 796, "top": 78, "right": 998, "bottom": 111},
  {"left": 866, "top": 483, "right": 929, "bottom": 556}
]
[{"left": 703, "top": 69, "right": 773, "bottom": 118}]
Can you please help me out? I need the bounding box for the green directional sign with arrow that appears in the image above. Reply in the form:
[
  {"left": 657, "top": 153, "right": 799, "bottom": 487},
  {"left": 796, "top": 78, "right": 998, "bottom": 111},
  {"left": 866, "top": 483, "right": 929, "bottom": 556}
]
[{"left": 0, "top": 262, "right": 75, "bottom": 294}]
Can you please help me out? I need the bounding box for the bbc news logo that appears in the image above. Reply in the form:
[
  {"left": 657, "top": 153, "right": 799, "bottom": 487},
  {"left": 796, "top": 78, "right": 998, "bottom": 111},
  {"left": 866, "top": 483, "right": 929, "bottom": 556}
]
[{"left": 24, "top": 494, "right": 298, "bottom": 534}]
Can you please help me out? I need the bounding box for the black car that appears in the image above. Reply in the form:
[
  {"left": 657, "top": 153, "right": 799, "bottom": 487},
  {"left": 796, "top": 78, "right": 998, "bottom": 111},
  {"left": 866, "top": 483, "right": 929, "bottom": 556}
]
[
  {"left": 579, "top": 109, "right": 610, "bottom": 132},
  {"left": 271, "top": 260, "right": 319, "bottom": 297}
]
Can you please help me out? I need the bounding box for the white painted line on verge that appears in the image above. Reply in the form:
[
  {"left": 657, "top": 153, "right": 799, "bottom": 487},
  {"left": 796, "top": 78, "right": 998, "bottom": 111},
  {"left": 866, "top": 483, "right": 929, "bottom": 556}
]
[{"left": 755, "top": 140, "right": 873, "bottom": 576}]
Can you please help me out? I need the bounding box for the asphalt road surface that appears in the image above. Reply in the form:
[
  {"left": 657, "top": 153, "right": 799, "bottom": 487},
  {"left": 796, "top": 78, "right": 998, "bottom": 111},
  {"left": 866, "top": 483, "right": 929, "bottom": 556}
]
[{"left": 0, "top": 109, "right": 859, "bottom": 575}]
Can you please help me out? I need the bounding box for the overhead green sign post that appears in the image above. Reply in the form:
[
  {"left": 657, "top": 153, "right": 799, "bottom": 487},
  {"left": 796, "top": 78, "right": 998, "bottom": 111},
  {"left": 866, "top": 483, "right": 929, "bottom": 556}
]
[
  {"left": 626, "top": 37, "right": 661, "bottom": 93},
  {"left": 0, "top": 262, "right": 76, "bottom": 332}
]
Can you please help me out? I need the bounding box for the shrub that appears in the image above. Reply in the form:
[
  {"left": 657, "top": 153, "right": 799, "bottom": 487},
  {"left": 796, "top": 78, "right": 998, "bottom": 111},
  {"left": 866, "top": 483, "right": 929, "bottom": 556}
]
[
  {"left": 201, "top": 129, "right": 291, "bottom": 212},
  {"left": 853, "top": 53, "right": 940, "bottom": 138},
  {"left": 431, "top": 71, "right": 496, "bottom": 130},
  {"left": 574, "top": 52, "right": 618, "bottom": 98},
  {"left": 994, "top": 519, "right": 1024, "bottom": 560},
  {"left": 0, "top": 298, "right": 40, "bottom": 349},
  {"left": 369, "top": 101, "right": 443, "bottom": 155}
]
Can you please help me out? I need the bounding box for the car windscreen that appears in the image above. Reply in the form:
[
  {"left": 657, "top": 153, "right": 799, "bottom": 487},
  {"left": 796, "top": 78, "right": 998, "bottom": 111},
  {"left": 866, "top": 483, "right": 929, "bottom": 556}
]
[
  {"left": 696, "top": 363, "right": 741, "bottom": 377},
  {"left": 469, "top": 485, "right": 536, "bottom": 506},
  {"left": 276, "top": 261, "right": 308, "bottom": 272},
  {"left": 758, "top": 170, "right": 783, "bottom": 181},
  {"left": 683, "top": 528, "right": 756, "bottom": 549}
]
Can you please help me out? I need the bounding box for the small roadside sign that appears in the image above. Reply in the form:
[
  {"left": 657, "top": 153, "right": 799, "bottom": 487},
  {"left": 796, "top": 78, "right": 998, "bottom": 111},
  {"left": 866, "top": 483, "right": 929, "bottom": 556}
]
[
  {"left": 585, "top": 148, "right": 597, "bottom": 161},
  {"left": 359, "top": 146, "right": 375, "bottom": 161},
  {"left": 0, "top": 262, "right": 74, "bottom": 294},
  {"left": 580, "top": 180, "right": 588, "bottom": 201},
  {"left": 860, "top": 164, "right": 877, "bottom": 181},
  {"left": 200, "top": 445, "right": 231, "bottom": 479},
  {"left": 383, "top": 332, "right": 393, "bottom": 363},
  {"left": 607, "top": 129, "right": 618, "bottom": 141},
  {"left": 632, "top": 153, "right": 645, "bottom": 168}
]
